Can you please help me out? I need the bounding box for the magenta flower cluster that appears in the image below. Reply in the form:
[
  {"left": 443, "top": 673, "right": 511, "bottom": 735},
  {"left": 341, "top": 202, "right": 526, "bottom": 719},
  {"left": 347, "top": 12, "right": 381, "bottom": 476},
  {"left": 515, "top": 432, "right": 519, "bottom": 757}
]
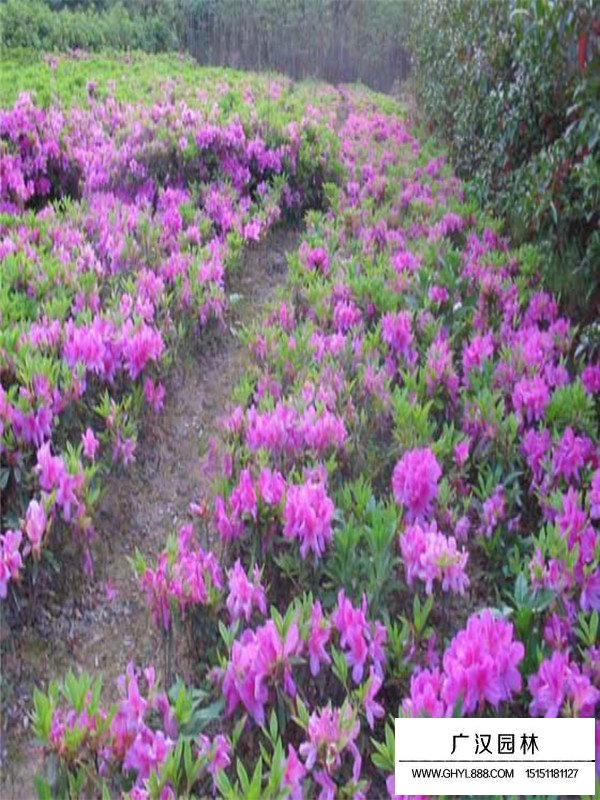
[
  {"left": 140, "top": 524, "right": 222, "bottom": 630},
  {"left": 400, "top": 520, "right": 469, "bottom": 595},
  {"left": 283, "top": 481, "right": 335, "bottom": 559},
  {"left": 392, "top": 447, "right": 442, "bottom": 520}
]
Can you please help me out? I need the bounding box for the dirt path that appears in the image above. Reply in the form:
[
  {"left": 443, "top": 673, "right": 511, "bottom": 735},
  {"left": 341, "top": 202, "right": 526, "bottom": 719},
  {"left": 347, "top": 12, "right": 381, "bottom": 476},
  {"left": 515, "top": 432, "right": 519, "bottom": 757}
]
[{"left": 0, "top": 225, "right": 300, "bottom": 799}]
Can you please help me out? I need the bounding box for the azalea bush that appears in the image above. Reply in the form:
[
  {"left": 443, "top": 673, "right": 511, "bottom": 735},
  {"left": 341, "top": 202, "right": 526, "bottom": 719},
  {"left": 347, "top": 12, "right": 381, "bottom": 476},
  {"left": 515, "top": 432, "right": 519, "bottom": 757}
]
[
  {"left": 21, "top": 73, "right": 599, "bottom": 799},
  {"left": 0, "top": 59, "right": 340, "bottom": 613}
]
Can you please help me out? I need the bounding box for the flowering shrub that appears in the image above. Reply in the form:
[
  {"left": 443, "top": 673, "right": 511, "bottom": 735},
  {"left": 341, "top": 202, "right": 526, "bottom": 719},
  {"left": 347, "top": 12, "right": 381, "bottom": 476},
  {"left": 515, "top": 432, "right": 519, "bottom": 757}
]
[
  {"left": 391, "top": 447, "right": 441, "bottom": 520},
  {"left": 0, "top": 65, "right": 338, "bottom": 608},
  {"left": 7, "top": 59, "right": 598, "bottom": 798},
  {"left": 529, "top": 650, "right": 599, "bottom": 718},
  {"left": 283, "top": 480, "right": 335, "bottom": 559},
  {"left": 400, "top": 520, "right": 469, "bottom": 596},
  {"left": 441, "top": 611, "right": 524, "bottom": 715}
]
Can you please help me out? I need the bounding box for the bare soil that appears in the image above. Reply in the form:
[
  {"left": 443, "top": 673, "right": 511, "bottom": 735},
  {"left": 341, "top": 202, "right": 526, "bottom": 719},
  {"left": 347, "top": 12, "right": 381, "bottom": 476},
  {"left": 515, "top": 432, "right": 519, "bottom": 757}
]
[{"left": 0, "top": 225, "right": 300, "bottom": 799}]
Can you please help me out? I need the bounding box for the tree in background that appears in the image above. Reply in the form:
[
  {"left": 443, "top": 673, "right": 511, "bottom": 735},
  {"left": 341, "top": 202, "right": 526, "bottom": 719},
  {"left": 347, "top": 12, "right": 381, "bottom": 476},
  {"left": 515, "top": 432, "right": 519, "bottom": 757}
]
[
  {"left": 173, "top": 0, "right": 410, "bottom": 90},
  {"left": 0, "top": 0, "right": 411, "bottom": 91}
]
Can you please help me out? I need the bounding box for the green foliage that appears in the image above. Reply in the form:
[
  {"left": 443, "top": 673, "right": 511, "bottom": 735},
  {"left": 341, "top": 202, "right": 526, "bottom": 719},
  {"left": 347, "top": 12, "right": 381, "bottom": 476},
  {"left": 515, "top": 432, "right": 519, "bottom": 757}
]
[
  {"left": 504, "top": 572, "right": 554, "bottom": 676},
  {"left": 0, "top": 0, "right": 178, "bottom": 53},
  {"left": 175, "top": 0, "right": 412, "bottom": 91},
  {"left": 545, "top": 379, "right": 596, "bottom": 436},
  {"left": 327, "top": 479, "right": 400, "bottom": 617},
  {"left": 371, "top": 721, "right": 395, "bottom": 772},
  {"left": 407, "top": 0, "right": 600, "bottom": 319},
  {"left": 0, "top": 0, "right": 413, "bottom": 92}
]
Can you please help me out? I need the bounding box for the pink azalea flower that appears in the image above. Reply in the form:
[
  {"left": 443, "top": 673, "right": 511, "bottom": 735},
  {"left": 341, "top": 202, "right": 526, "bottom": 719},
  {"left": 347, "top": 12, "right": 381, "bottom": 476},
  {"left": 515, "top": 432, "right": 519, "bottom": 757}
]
[
  {"left": 243, "top": 219, "right": 261, "bottom": 242},
  {"left": 314, "top": 770, "right": 336, "bottom": 800},
  {"left": 122, "top": 324, "right": 164, "bottom": 380},
  {"left": 0, "top": 530, "right": 23, "bottom": 599},
  {"left": 122, "top": 728, "right": 173, "bottom": 780},
  {"left": 582, "top": 363, "right": 600, "bottom": 394},
  {"left": 283, "top": 744, "right": 306, "bottom": 800},
  {"left": 552, "top": 427, "right": 593, "bottom": 483},
  {"left": 140, "top": 553, "right": 171, "bottom": 631},
  {"left": 143, "top": 378, "right": 165, "bottom": 413},
  {"left": 283, "top": 481, "right": 335, "bottom": 559},
  {"left": 512, "top": 375, "right": 550, "bottom": 423},
  {"left": 226, "top": 560, "right": 267, "bottom": 623},
  {"left": 198, "top": 733, "right": 231, "bottom": 779},
  {"left": 400, "top": 520, "right": 469, "bottom": 595},
  {"left": 521, "top": 428, "right": 551, "bottom": 484},
  {"left": 308, "top": 600, "right": 331, "bottom": 676},
  {"left": 590, "top": 469, "right": 600, "bottom": 519},
  {"left": 105, "top": 581, "right": 119, "bottom": 602},
  {"left": 222, "top": 620, "right": 301, "bottom": 725},
  {"left": 402, "top": 667, "right": 447, "bottom": 718},
  {"left": 258, "top": 467, "right": 286, "bottom": 506},
  {"left": 462, "top": 333, "right": 493, "bottom": 375},
  {"left": 112, "top": 435, "right": 136, "bottom": 467},
  {"left": 332, "top": 591, "right": 372, "bottom": 684},
  {"left": 392, "top": 447, "right": 441, "bottom": 520},
  {"left": 81, "top": 427, "right": 99, "bottom": 460},
  {"left": 24, "top": 498, "right": 47, "bottom": 559},
  {"left": 428, "top": 285, "right": 449, "bottom": 304},
  {"left": 381, "top": 310, "right": 413, "bottom": 362},
  {"left": 229, "top": 468, "right": 258, "bottom": 521},
  {"left": 580, "top": 568, "right": 600, "bottom": 612},
  {"left": 36, "top": 441, "right": 66, "bottom": 492},
  {"left": 363, "top": 667, "right": 385, "bottom": 729},
  {"left": 453, "top": 439, "right": 470, "bottom": 468},
  {"left": 557, "top": 488, "right": 596, "bottom": 568},
  {"left": 299, "top": 704, "right": 361, "bottom": 786},
  {"left": 442, "top": 610, "right": 524, "bottom": 714},
  {"left": 479, "top": 485, "right": 506, "bottom": 538},
  {"left": 529, "top": 650, "right": 600, "bottom": 717},
  {"left": 333, "top": 300, "right": 362, "bottom": 333},
  {"left": 305, "top": 246, "right": 329, "bottom": 274}
]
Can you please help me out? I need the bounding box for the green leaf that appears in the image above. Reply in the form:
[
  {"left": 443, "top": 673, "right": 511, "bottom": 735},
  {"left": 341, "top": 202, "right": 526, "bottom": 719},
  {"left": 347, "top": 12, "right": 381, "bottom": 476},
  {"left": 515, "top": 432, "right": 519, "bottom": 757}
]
[
  {"left": 186, "top": 696, "right": 225, "bottom": 735},
  {"left": 236, "top": 758, "right": 250, "bottom": 793},
  {"left": 34, "top": 777, "right": 52, "bottom": 800},
  {"left": 269, "top": 709, "right": 278, "bottom": 742}
]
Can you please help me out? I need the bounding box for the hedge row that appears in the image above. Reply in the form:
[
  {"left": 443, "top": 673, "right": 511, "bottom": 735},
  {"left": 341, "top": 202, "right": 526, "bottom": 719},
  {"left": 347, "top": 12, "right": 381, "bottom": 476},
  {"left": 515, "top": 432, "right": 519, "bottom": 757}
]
[
  {"left": 407, "top": 0, "right": 600, "bottom": 321},
  {"left": 0, "top": 0, "right": 177, "bottom": 53}
]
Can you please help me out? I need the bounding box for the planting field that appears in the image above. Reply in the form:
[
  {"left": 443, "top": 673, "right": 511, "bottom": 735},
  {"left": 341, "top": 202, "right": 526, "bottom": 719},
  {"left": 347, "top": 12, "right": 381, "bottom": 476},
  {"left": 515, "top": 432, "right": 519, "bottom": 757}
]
[{"left": 0, "top": 51, "right": 598, "bottom": 799}]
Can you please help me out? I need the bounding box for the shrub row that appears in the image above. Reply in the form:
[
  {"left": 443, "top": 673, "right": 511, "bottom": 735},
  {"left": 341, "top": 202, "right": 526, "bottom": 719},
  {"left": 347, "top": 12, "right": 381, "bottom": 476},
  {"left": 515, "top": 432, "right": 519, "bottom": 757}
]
[
  {"left": 0, "top": 0, "right": 177, "bottom": 53},
  {"left": 407, "top": 0, "right": 600, "bottom": 320},
  {"left": 0, "top": 69, "right": 338, "bottom": 610}
]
